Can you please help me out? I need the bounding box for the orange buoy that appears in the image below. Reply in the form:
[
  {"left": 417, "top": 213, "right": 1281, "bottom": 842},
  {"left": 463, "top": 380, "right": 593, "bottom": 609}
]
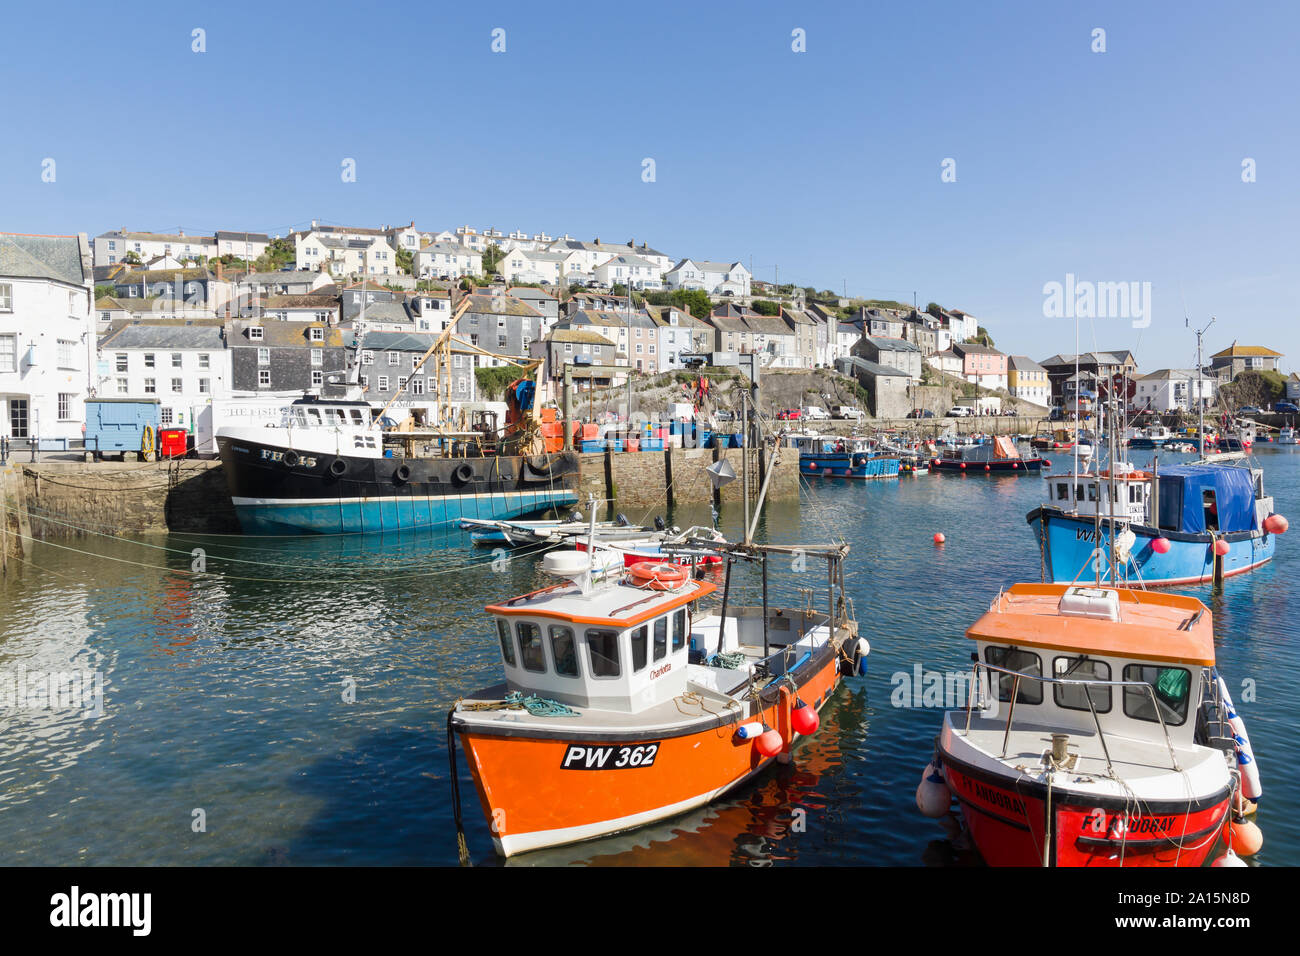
[
  {"left": 1265, "top": 514, "right": 1288, "bottom": 534},
  {"left": 934, "top": 532, "right": 945, "bottom": 544},
  {"left": 1213, "top": 539, "right": 1230, "bottom": 557},
  {"left": 755, "top": 728, "right": 783, "bottom": 758},
  {"left": 629, "top": 561, "right": 688, "bottom": 590},
  {"left": 1229, "top": 818, "right": 1263, "bottom": 856}
]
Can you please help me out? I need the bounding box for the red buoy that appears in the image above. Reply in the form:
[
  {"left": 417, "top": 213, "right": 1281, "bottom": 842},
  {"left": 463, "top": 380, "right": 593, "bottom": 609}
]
[
  {"left": 984, "top": 464, "right": 990, "bottom": 471},
  {"left": 1265, "top": 514, "right": 1289, "bottom": 535},
  {"left": 791, "top": 702, "right": 819, "bottom": 736},
  {"left": 1152, "top": 537, "right": 1172, "bottom": 554},
  {"left": 934, "top": 532, "right": 946, "bottom": 544},
  {"left": 959, "top": 463, "right": 966, "bottom": 470},
  {"left": 1213, "top": 539, "right": 1230, "bottom": 557}
]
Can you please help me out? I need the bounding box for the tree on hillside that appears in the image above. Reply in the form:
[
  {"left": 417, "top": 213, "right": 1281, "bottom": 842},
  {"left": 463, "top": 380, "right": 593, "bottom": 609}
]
[
  {"left": 750, "top": 299, "right": 780, "bottom": 316},
  {"left": 667, "top": 288, "right": 713, "bottom": 318},
  {"left": 123, "top": 251, "right": 142, "bottom": 265},
  {"left": 974, "top": 326, "right": 995, "bottom": 347},
  {"left": 926, "top": 302, "right": 944, "bottom": 317},
  {"left": 1220, "top": 370, "right": 1285, "bottom": 409},
  {"left": 395, "top": 247, "right": 413, "bottom": 275},
  {"left": 482, "top": 245, "right": 505, "bottom": 276}
]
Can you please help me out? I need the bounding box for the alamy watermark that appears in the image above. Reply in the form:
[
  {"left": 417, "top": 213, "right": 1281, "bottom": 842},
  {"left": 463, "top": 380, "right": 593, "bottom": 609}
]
[
  {"left": 0, "top": 667, "right": 104, "bottom": 718},
  {"left": 1042, "top": 273, "right": 1151, "bottom": 329}
]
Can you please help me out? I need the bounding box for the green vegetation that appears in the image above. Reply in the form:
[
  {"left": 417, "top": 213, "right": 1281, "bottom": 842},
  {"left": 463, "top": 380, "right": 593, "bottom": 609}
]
[
  {"left": 1220, "top": 369, "right": 1286, "bottom": 409},
  {"left": 94, "top": 284, "right": 116, "bottom": 299},
  {"left": 395, "top": 247, "right": 413, "bottom": 275},
  {"left": 974, "top": 326, "right": 995, "bottom": 347},
  {"left": 750, "top": 299, "right": 780, "bottom": 316},
  {"left": 122, "top": 251, "right": 142, "bottom": 265},
  {"left": 482, "top": 245, "right": 505, "bottom": 276},
  {"left": 474, "top": 365, "right": 522, "bottom": 400},
  {"left": 645, "top": 288, "right": 713, "bottom": 318}
]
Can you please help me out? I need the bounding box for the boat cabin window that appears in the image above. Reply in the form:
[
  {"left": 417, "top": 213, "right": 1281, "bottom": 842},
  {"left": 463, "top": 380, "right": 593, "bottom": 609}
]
[
  {"left": 516, "top": 622, "right": 545, "bottom": 673},
  {"left": 1076, "top": 483, "right": 1085, "bottom": 501},
  {"left": 1122, "top": 664, "right": 1190, "bottom": 726},
  {"left": 301, "top": 407, "right": 323, "bottom": 426},
  {"left": 1202, "top": 491, "right": 1219, "bottom": 531},
  {"left": 984, "top": 646, "right": 1043, "bottom": 704},
  {"left": 549, "top": 625, "right": 579, "bottom": 678},
  {"left": 496, "top": 619, "right": 516, "bottom": 667},
  {"left": 586, "top": 629, "right": 620, "bottom": 678},
  {"left": 631, "top": 625, "right": 649, "bottom": 672},
  {"left": 1055, "top": 482, "right": 1068, "bottom": 501},
  {"left": 1129, "top": 485, "right": 1141, "bottom": 504},
  {"left": 1052, "top": 656, "right": 1112, "bottom": 713},
  {"left": 653, "top": 617, "right": 668, "bottom": 662},
  {"left": 1087, "top": 484, "right": 1097, "bottom": 502},
  {"left": 349, "top": 408, "right": 365, "bottom": 425},
  {"left": 672, "top": 610, "right": 687, "bottom": 652}
]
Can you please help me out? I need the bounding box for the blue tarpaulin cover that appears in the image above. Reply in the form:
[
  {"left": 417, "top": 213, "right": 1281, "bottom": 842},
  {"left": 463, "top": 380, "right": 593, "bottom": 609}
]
[{"left": 1156, "top": 464, "right": 1257, "bottom": 534}]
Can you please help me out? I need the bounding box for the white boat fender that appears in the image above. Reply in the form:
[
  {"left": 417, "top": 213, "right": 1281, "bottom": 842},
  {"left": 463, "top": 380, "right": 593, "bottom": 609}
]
[
  {"left": 734, "top": 722, "right": 764, "bottom": 740},
  {"left": 841, "top": 638, "right": 870, "bottom": 676},
  {"left": 1217, "top": 675, "right": 1262, "bottom": 801},
  {"left": 1212, "top": 849, "right": 1249, "bottom": 868},
  {"left": 915, "top": 762, "right": 952, "bottom": 818}
]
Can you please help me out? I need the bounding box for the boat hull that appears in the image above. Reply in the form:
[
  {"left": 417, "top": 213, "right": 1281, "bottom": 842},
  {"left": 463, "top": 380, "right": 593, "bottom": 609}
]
[
  {"left": 941, "top": 752, "right": 1230, "bottom": 867},
  {"left": 1027, "top": 507, "right": 1276, "bottom": 586},
  {"left": 217, "top": 435, "right": 579, "bottom": 535},
  {"left": 800, "top": 453, "right": 900, "bottom": 479},
  {"left": 933, "top": 457, "right": 1044, "bottom": 474},
  {"left": 455, "top": 643, "right": 844, "bottom": 857}
]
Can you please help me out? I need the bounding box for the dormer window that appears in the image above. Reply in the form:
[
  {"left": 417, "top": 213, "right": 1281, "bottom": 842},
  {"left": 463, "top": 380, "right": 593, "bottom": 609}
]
[
  {"left": 309, "top": 327, "right": 324, "bottom": 342},
  {"left": 249, "top": 326, "right": 264, "bottom": 340}
]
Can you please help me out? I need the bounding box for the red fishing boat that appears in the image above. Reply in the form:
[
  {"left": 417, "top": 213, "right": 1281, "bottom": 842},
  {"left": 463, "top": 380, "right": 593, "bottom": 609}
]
[{"left": 918, "top": 583, "right": 1261, "bottom": 866}]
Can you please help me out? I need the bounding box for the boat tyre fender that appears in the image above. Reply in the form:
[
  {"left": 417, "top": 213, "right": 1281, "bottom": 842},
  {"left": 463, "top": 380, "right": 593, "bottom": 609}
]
[
  {"left": 329, "top": 458, "right": 347, "bottom": 477},
  {"left": 283, "top": 450, "right": 300, "bottom": 468},
  {"left": 452, "top": 463, "right": 474, "bottom": 485},
  {"left": 524, "top": 454, "right": 554, "bottom": 479},
  {"left": 394, "top": 464, "right": 412, "bottom": 484}
]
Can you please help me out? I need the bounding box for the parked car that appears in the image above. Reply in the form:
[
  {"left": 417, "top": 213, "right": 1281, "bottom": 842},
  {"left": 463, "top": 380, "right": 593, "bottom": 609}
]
[
  {"left": 714, "top": 410, "right": 736, "bottom": 422},
  {"left": 1272, "top": 401, "right": 1298, "bottom": 413},
  {"left": 776, "top": 409, "right": 801, "bottom": 421},
  {"left": 947, "top": 406, "right": 974, "bottom": 418},
  {"left": 832, "top": 405, "right": 866, "bottom": 420},
  {"left": 906, "top": 408, "right": 935, "bottom": 419},
  {"left": 803, "top": 406, "right": 830, "bottom": 420},
  {"left": 1238, "top": 405, "right": 1263, "bottom": 416}
]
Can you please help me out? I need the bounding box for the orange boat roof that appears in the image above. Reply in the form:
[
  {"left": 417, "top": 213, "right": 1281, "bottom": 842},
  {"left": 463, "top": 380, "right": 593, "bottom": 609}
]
[{"left": 967, "top": 583, "right": 1215, "bottom": 666}]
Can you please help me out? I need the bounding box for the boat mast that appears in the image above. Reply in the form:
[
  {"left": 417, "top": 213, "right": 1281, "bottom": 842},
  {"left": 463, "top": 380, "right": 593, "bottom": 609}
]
[{"left": 1191, "top": 317, "right": 1215, "bottom": 456}]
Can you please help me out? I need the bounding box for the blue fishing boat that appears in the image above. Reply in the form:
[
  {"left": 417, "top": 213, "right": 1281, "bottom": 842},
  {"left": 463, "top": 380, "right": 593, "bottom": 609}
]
[
  {"left": 1027, "top": 460, "right": 1286, "bottom": 586},
  {"left": 794, "top": 436, "right": 901, "bottom": 479},
  {"left": 932, "top": 435, "right": 1046, "bottom": 474}
]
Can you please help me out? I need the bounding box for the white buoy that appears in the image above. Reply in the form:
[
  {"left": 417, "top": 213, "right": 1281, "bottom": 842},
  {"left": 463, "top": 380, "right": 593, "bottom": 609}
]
[
  {"left": 734, "top": 722, "right": 764, "bottom": 740},
  {"left": 1213, "top": 849, "right": 1248, "bottom": 868},
  {"left": 916, "top": 762, "right": 952, "bottom": 818}
]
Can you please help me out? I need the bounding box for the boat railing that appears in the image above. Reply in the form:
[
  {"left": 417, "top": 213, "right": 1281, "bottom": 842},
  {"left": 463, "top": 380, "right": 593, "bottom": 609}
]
[{"left": 963, "top": 660, "right": 1182, "bottom": 773}]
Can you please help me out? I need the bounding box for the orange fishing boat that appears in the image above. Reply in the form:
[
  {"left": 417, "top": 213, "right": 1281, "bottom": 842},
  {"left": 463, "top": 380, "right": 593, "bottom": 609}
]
[
  {"left": 448, "top": 540, "right": 866, "bottom": 859},
  {"left": 917, "top": 583, "right": 1262, "bottom": 867}
]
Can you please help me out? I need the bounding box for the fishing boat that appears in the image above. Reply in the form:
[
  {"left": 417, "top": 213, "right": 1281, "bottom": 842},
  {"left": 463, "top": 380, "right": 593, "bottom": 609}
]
[
  {"left": 931, "top": 435, "right": 1046, "bottom": 474},
  {"left": 447, "top": 540, "right": 867, "bottom": 858},
  {"left": 459, "top": 514, "right": 635, "bottom": 548},
  {"left": 1028, "top": 459, "right": 1285, "bottom": 585},
  {"left": 1031, "top": 425, "right": 1075, "bottom": 451},
  {"left": 794, "top": 435, "right": 901, "bottom": 479},
  {"left": 217, "top": 296, "right": 580, "bottom": 534},
  {"left": 1126, "top": 424, "right": 1174, "bottom": 449},
  {"left": 1279, "top": 425, "right": 1297, "bottom": 446},
  {"left": 917, "top": 582, "right": 1261, "bottom": 867}
]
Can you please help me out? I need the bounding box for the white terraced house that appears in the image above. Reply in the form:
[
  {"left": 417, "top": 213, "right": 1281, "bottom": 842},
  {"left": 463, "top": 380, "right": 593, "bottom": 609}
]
[
  {"left": 1134, "top": 369, "right": 1218, "bottom": 413},
  {"left": 94, "top": 230, "right": 217, "bottom": 267},
  {"left": 664, "top": 259, "right": 751, "bottom": 297},
  {"left": 296, "top": 231, "right": 399, "bottom": 277},
  {"left": 594, "top": 255, "right": 663, "bottom": 291},
  {"left": 414, "top": 242, "right": 482, "bottom": 279},
  {"left": 97, "top": 323, "right": 232, "bottom": 430},
  {"left": 499, "top": 248, "right": 567, "bottom": 285},
  {"left": 0, "top": 233, "right": 95, "bottom": 443}
]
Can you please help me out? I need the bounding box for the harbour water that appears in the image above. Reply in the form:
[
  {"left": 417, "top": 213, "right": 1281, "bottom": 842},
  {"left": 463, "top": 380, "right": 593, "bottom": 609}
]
[{"left": 2, "top": 446, "right": 1295, "bottom": 866}]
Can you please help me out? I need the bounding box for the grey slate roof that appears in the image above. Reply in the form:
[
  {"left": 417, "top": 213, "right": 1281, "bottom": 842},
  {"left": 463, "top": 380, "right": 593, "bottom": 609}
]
[
  {"left": 99, "top": 323, "right": 225, "bottom": 350},
  {"left": 862, "top": 335, "right": 921, "bottom": 352},
  {"left": 215, "top": 231, "right": 270, "bottom": 243},
  {"left": 838, "top": 356, "right": 909, "bottom": 378},
  {"left": 359, "top": 331, "right": 439, "bottom": 351},
  {"left": 0, "top": 233, "right": 89, "bottom": 285}
]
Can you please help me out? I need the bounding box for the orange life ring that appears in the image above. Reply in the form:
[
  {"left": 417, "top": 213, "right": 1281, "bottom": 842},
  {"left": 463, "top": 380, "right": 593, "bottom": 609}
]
[{"left": 629, "top": 561, "right": 688, "bottom": 590}]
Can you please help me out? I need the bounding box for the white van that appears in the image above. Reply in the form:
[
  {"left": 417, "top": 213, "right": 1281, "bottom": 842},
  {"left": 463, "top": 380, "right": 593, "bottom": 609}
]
[
  {"left": 947, "top": 406, "right": 974, "bottom": 418},
  {"left": 803, "top": 406, "right": 830, "bottom": 420}
]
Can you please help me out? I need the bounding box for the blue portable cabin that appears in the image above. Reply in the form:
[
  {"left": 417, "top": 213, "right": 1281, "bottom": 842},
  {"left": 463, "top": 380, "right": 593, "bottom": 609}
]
[
  {"left": 1155, "top": 464, "right": 1258, "bottom": 534},
  {"left": 85, "top": 399, "right": 161, "bottom": 459}
]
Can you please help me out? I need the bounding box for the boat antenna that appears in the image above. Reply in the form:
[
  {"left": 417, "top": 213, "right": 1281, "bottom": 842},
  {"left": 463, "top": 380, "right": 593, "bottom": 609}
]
[{"left": 1189, "top": 316, "right": 1214, "bottom": 459}]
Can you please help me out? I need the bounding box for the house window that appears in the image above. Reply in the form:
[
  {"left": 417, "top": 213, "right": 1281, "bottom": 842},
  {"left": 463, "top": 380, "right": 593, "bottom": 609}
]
[
  {"left": 0, "top": 283, "right": 12, "bottom": 312},
  {"left": 199, "top": 353, "right": 210, "bottom": 369},
  {"left": 257, "top": 348, "right": 270, "bottom": 365},
  {"left": 397, "top": 376, "right": 408, "bottom": 391},
  {"left": 144, "top": 378, "right": 156, "bottom": 393},
  {"left": 117, "top": 377, "right": 128, "bottom": 394},
  {"left": 171, "top": 378, "right": 182, "bottom": 392},
  {"left": 310, "top": 328, "right": 324, "bottom": 342},
  {"left": 57, "top": 339, "right": 76, "bottom": 368},
  {"left": 362, "top": 350, "right": 373, "bottom": 365},
  {"left": 258, "top": 369, "right": 270, "bottom": 387},
  {"left": 58, "top": 393, "right": 73, "bottom": 421},
  {"left": 249, "top": 327, "right": 264, "bottom": 340},
  {"left": 144, "top": 353, "right": 156, "bottom": 368},
  {"left": 359, "top": 375, "right": 369, "bottom": 390},
  {"left": 311, "top": 371, "right": 323, "bottom": 387},
  {"left": 387, "top": 352, "right": 399, "bottom": 365},
  {"left": 198, "top": 378, "right": 209, "bottom": 393},
  {"left": 171, "top": 353, "right": 183, "bottom": 368},
  {"left": 311, "top": 349, "right": 323, "bottom": 366},
  {"left": 411, "top": 378, "right": 424, "bottom": 395},
  {"left": 497, "top": 335, "right": 507, "bottom": 348},
  {"left": 378, "top": 376, "right": 389, "bottom": 391},
  {"left": 161, "top": 407, "right": 174, "bottom": 426}
]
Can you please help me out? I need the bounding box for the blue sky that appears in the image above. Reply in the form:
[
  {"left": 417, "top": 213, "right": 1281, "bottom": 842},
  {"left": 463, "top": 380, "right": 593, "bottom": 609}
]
[{"left": 3, "top": 0, "right": 1296, "bottom": 371}]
